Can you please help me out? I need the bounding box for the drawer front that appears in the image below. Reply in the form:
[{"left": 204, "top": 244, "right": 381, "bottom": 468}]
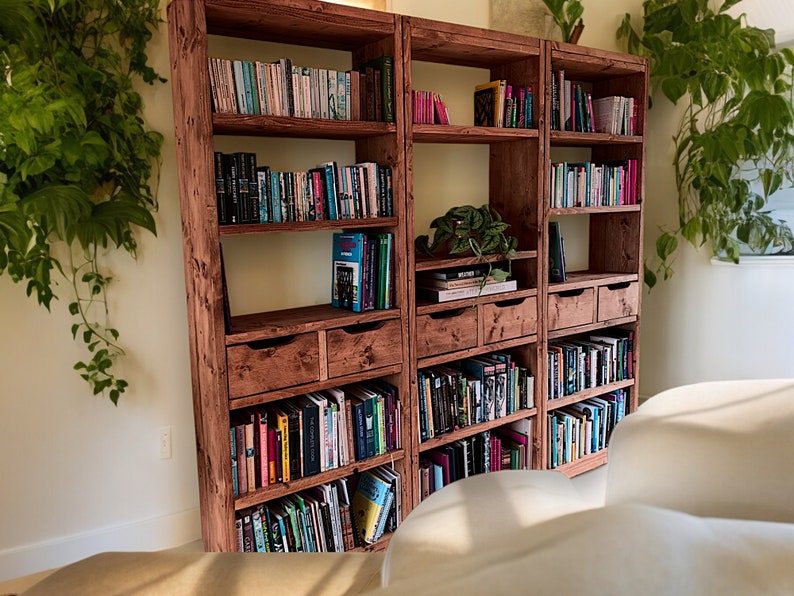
[
  {"left": 326, "top": 318, "right": 402, "bottom": 378},
  {"left": 597, "top": 282, "right": 640, "bottom": 321},
  {"left": 548, "top": 288, "right": 595, "bottom": 331},
  {"left": 482, "top": 296, "right": 538, "bottom": 344},
  {"left": 227, "top": 332, "right": 320, "bottom": 398},
  {"left": 416, "top": 307, "right": 478, "bottom": 359}
]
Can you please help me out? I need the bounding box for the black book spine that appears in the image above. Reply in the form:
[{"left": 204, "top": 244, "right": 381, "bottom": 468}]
[
  {"left": 223, "top": 153, "right": 240, "bottom": 224},
  {"left": 246, "top": 152, "right": 260, "bottom": 223},
  {"left": 234, "top": 152, "right": 251, "bottom": 223},
  {"left": 214, "top": 151, "right": 227, "bottom": 225}
]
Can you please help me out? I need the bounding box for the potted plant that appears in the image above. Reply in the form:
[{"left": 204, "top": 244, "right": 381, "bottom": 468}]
[
  {"left": 415, "top": 204, "right": 519, "bottom": 286},
  {"left": 0, "top": 0, "right": 165, "bottom": 403},
  {"left": 618, "top": 0, "right": 794, "bottom": 287}
]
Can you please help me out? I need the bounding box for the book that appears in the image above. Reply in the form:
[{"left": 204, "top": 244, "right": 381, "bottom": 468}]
[
  {"left": 418, "top": 263, "right": 491, "bottom": 280},
  {"left": 548, "top": 221, "right": 567, "bottom": 283},
  {"left": 331, "top": 232, "right": 366, "bottom": 312},
  {"left": 415, "top": 274, "right": 496, "bottom": 290},
  {"left": 418, "top": 279, "right": 517, "bottom": 303},
  {"left": 361, "top": 55, "right": 395, "bottom": 123},
  {"left": 474, "top": 80, "right": 503, "bottom": 127},
  {"left": 351, "top": 470, "right": 392, "bottom": 544}
]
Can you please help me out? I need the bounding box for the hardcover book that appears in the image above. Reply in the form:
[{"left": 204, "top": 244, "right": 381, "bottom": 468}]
[
  {"left": 418, "top": 279, "right": 517, "bottom": 303},
  {"left": 331, "top": 232, "right": 366, "bottom": 312},
  {"left": 548, "top": 221, "right": 567, "bottom": 283}
]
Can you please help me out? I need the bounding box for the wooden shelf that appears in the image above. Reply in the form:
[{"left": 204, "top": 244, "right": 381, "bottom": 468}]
[
  {"left": 227, "top": 304, "right": 401, "bottom": 344},
  {"left": 205, "top": 0, "right": 397, "bottom": 49},
  {"left": 416, "top": 335, "right": 538, "bottom": 369},
  {"left": 415, "top": 287, "right": 537, "bottom": 315},
  {"left": 415, "top": 250, "right": 537, "bottom": 272},
  {"left": 548, "top": 271, "right": 638, "bottom": 292},
  {"left": 228, "top": 363, "right": 403, "bottom": 410},
  {"left": 234, "top": 450, "right": 405, "bottom": 510},
  {"left": 554, "top": 449, "right": 609, "bottom": 477},
  {"left": 549, "top": 205, "right": 641, "bottom": 216},
  {"left": 219, "top": 216, "right": 398, "bottom": 236},
  {"left": 546, "top": 379, "right": 635, "bottom": 411},
  {"left": 412, "top": 124, "right": 538, "bottom": 144},
  {"left": 418, "top": 408, "right": 537, "bottom": 452},
  {"left": 213, "top": 113, "right": 397, "bottom": 139},
  {"left": 549, "top": 130, "right": 643, "bottom": 146}
]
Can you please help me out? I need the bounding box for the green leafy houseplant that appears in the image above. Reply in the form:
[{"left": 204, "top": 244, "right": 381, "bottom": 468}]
[
  {"left": 542, "top": 0, "right": 584, "bottom": 44},
  {"left": 0, "top": 0, "right": 165, "bottom": 403},
  {"left": 415, "top": 204, "right": 519, "bottom": 285},
  {"left": 618, "top": 0, "right": 794, "bottom": 287}
]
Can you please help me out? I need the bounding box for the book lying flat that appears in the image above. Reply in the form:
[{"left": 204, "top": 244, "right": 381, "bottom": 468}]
[{"left": 418, "top": 279, "right": 517, "bottom": 303}]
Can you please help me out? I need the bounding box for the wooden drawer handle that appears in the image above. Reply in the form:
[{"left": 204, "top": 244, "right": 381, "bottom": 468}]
[
  {"left": 605, "top": 282, "right": 631, "bottom": 291},
  {"left": 491, "top": 297, "right": 527, "bottom": 308},
  {"left": 428, "top": 308, "right": 467, "bottom": 320},
  {"left": 339, "top": 321, "right": 386, "bottom": 334},
  {"left": 556, "top": 288, "right": 585, "bottom": 298},
  {"left": 245, "top": 335, "right": 298, "bottom": 350}
]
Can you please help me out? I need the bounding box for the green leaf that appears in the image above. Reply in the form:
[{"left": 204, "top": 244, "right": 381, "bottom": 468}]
[{"left": 656, "top": 232, "right": 678, "bottom": 261}]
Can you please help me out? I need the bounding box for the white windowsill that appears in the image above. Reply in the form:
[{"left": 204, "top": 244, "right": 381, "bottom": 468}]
[{"left": 711, "top": 255, "right": 794, "bottom": 267}]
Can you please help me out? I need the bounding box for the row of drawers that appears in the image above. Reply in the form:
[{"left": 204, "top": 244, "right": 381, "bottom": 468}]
[
  {"left": 227, "top": 319, "right": 403, "bottom": 399},
  {"left": 226, "top": 281, "right": 639, "bottom": 399},
  {"left": 548, "top": 281, "right": 639, "bottom": 331}
]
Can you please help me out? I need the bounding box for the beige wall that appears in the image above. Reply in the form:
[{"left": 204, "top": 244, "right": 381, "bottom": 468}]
[{"left": 2, "top": 0, "right": 793, "bottom": 581}]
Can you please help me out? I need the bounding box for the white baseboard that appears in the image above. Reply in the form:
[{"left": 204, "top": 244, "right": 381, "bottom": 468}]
[{"left": 0, "top": 508, "right": 202, "bottom": 583}]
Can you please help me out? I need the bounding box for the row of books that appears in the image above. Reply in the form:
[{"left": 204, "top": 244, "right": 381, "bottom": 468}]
[
  {"left": 418, "top": 419, "right": 532, "bottom": 500},
  {"left": 547, "top": 330, "right": 634, "bottom": 400},
  {"left": 331, "top": 232, "right": 394, "bottom": 313},
  {"left": 549, "top": 159, "right": 639, "bottom": 208},
  {"left": 229, "top": 380, "right": 401, "bottom": 496},
  {"left": 235, "top": 464, "right": 401, "bottom": 552},
  {"left": 550, "top": 69, "right": 637, "bottom": 135},
  {"left": 412, "top": 89, "right": 451, "bottom": 124},
  {"left": 208, "top": 55, "right": 395, "bottom": 122},
  {"left": 547, "top": 390, "right": 627, "bottom": 468},
  {"left": 416, "top": 262, "right": 517, "bottom": 303},
  {"left": 473, "top": 80, "right": 534, "bottom": 128},
  {"left": 417, "top": 352, "right": 535, "bottom": 442},
  {"left": 214, "top": 152, "right": 394, "bottom": 225}
]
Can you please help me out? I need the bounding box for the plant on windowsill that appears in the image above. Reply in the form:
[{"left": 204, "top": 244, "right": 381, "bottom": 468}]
[
  {"left": 0, "top": 0, "right": 165, "bottom": 403},
  {"left": 618, "top": 0, "right": 794, "bottom": 287},
  {"left": 415, "top": 204, "right": 519, "bottom": 292}
]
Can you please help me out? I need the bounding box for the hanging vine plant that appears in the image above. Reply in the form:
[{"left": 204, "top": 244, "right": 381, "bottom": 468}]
[
  {"left": 617, "top": 0, "right": 794, "bottom": 287},
  {"left": 0, "top": 0, "right": 165, "bottom": 403}
]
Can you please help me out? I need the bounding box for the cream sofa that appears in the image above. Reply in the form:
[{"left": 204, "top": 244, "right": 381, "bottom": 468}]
[{"left": 16, "top": 379, "right": 794, "bottom": 595}]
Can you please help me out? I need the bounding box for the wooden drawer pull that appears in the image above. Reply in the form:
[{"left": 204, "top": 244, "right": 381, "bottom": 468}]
[
  {"left": 339, "top": 321, "right": 386, "bottom": 334},
  {"left": 245, "top": 335, "right": 297, "bottom": 350},
  {"left": 491, "top": 297, "right": 527, "bottom": 308},
  {"left": 606, "top": 282, "right": 631, "bottom": 291},
  {"left": 428, "top": 308, "right": 467, "bottom": 320},
  {"left": 557, "top": 288, "right": 585, "bottom": 298}
]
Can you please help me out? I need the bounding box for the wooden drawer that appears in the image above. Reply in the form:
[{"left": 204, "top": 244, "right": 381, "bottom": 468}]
[
  {"left": 416, "top": 307, "right": 478, "bottom": 359},
  {"left": 548, "top": 288, "right": 595, "bottom": 331},
  {"left": 482, "top": 296, "right": 538, "bottom": 344},
  {"left": 326, "top": 318, "right": 402, "bottom": 378},
  {"left": 227, "top": 332, "right": 320, "bottom": 398},
  {"left": 597, "top": 282, "right": 639, "bottom": 321}
]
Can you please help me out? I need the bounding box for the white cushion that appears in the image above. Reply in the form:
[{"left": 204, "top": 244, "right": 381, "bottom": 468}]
[{"left": 606, "top": 379, "right": 794, "bottom": 523}]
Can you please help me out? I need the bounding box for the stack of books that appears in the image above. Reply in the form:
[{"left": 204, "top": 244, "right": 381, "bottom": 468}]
[{"left": 416, "top": 263, "right": 516, "bottom": 303}]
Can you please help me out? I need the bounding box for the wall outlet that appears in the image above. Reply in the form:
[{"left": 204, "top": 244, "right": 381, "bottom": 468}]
[{"left": 159, "top": 426, "right": 172, "bottom": 459}]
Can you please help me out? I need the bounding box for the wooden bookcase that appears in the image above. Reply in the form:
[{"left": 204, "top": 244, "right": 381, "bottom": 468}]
[{"left": 167, "top": 0, "right": 647, "bottom": 551}]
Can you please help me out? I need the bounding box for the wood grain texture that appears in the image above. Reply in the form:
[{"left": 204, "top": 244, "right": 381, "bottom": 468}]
[
  {"left": 326, "top": 318, "right": 403, "bottom": 377},
  {"left": 547, "top": 288, "right": 596, "bottom": 331},
  {"left": 482, "top": 295, "right": 538, "bottom": 343},
  {"left": 415, "top": 307, "right": 478, "bottom": 359},
  {"left": 597, "top": 282, "right": 640, "bottom": 322},
  {"left": 168, "top": 0, "right": 236, "bottom": 552},
  {"left": 226, "top": 332, "right": 321, "bottom": 398}
]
